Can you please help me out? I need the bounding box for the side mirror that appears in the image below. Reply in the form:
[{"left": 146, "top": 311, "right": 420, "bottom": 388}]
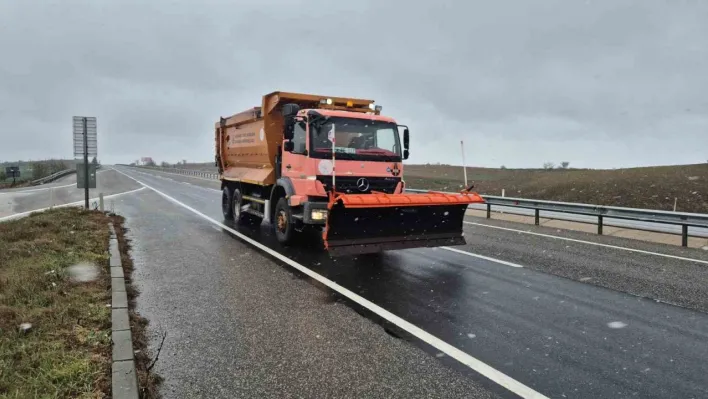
[
  {"left": 282, "top": 103, "right": 300, "bottom": 117},
  {"left": 283, "top": 118, "right": 295, "bottom": 140},
  {"left": 283, "top": 141, "right": 295, "bottom": 152},
  {"left": 403, "top": 128, "right": 410, "bottom": 150},
  {"left": 404, "top": 149, "right": 409, "bottom": 160}
]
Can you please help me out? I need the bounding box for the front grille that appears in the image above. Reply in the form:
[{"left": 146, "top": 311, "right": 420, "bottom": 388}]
[{"left": 317, "top": 176, "right": 400, "bottom": 194}]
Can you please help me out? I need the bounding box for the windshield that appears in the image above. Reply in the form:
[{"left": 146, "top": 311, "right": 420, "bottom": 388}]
[{"left": 310, "top": 117, "right": 401, "bottom": 161}]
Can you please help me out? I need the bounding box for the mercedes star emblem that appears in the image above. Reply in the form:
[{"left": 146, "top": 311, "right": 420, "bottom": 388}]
[{"left": 356, "top": 177, "right": 370, "bottom": 192}]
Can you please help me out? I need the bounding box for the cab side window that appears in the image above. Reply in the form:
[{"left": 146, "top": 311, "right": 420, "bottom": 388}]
[{"left": 292, "top": 121, "right": 307, "bottom": 154}]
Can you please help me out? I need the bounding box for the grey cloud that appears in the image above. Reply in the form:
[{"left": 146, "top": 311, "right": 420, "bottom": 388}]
[{"left": 1, "top": 0, "right": 707, "bottom": 167}]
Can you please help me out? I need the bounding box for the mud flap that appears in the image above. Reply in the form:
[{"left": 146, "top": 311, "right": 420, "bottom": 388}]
[{"left": 323, "top": 191, "right": 485, "bottom": 256}]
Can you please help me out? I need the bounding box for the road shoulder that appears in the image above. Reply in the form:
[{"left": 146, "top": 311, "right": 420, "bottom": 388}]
[
  {"left": 463, "top": 215, "right": 708, "bottom": 313},
  {"left": 119, "top": 188, "right": 500, "bottom": 398}
]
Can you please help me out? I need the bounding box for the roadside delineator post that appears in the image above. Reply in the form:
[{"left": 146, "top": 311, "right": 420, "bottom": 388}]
[
  {"left": 535, "top": 209, "right": 540, "bottom": 226},
  {"left": 598, "top": 215, "right": 604, "bottom": 235},
  {"left": 460, "top": 140, "right": 468, "bottom": 188}
]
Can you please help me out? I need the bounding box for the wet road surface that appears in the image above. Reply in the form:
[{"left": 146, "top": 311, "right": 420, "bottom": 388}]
[
  {"left": 111, "top": 180, "right": 500, "bottom": 398},
  {"left": 96, "top": 167, "right": 708, "bottom": 398}
]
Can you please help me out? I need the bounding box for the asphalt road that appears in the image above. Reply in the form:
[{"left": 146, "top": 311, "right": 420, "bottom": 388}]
[
  {"left": 6, "top": 166, "right": 708, "bottom": 398},
  {"left": 104, "top": 166, "right": 708, "bottom": 399},
  {"left": 0, "top": 169, "right": 142, "bottom": 219}
]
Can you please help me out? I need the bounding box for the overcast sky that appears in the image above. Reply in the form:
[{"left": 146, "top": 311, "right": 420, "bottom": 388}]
[{"left": 1, "top": 0, "right": 706, "bottom": 168}]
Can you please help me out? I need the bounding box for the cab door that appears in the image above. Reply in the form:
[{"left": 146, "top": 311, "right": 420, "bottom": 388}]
[{"left": 282, "top": 118, "right": 308, "bottom": 179}]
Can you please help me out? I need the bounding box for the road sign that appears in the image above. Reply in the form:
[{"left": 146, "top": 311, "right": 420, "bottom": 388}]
[
  {"left": 5, "top": 166, "right": 20, "bottom": 178},
  {"left": 76, "top": 163, "right": 97, "bottom": 189},
  {"left": 73, "top": 116, "right": 97, "bottom": 208},
  {"left": 73, "top": 116, "right": 97, "bottom": 157}
]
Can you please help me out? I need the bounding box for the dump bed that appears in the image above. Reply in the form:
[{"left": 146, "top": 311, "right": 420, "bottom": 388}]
[{"left": 215, "top": 91, "right": 375, "bottom": 186}]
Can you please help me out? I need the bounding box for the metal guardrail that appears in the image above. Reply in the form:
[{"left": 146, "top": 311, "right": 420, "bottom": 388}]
[
  {"left": 30, "top": 164, "right": 103, "bottom": 186},
  {"left": 406, "top": 189, "right": 708, "bottom": 247},
  {"left": 137, "top": 166, "right": 219, "bottom": 180},
  {"left": 31, "top": 169, "right": 75, "bottom": 185}
]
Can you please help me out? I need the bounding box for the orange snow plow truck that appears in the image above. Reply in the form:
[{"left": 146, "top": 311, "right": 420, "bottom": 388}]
[{"left": 215, "top": 91, "right": 484, "bottom": 256}]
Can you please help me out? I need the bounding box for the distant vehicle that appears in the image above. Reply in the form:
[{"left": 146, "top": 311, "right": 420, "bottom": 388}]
[{"left": 215, "top": 91, "right": 484, "bottom": 256}]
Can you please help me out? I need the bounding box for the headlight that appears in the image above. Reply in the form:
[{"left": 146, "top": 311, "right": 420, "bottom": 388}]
[{"left": 311, "top": 209, "right": 328, "bottom": 220}]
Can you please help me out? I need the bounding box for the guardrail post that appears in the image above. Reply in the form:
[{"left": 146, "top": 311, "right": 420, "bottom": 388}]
[
  {"left": 534, "top": 209, "right": 540, "bottom": 226},
  {"left": 486, "top": 203, "right": 491, "bottom": 219},
  {"left": 682, "top": 225, "right": 688, "bottom": 247},
  {"left": 598, "top": 215, "right": 603, "bottom": 235}
]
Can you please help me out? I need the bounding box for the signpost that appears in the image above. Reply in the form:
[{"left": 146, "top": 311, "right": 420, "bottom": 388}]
[
  {"left": 5, "top": 166, "right": 20, "bottom": 185},
  {"left": 73, "top": 116, "right": 97, "bottom": 208}
]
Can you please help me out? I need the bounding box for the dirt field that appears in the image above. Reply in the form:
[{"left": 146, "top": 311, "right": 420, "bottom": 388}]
[
  {"left": 171, "top": 162, "right": 708, "bottom": 213},
  {"left": 404, "top": 163, "right": 708, "bottom": 213}
]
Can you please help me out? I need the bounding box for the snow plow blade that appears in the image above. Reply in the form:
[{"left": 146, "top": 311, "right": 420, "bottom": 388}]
[{"left": 323, "top": 191, "right": 485, "bottom": 256}]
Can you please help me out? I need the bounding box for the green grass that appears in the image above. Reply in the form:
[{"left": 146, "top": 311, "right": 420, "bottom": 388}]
[{"left": 0, "top": 208, "right": 112, "bottom": 398}]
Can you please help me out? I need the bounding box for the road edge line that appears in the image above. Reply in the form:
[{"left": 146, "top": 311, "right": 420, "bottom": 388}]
[{"left": 112, "top": 167, "right": 549, "bottom": 399}]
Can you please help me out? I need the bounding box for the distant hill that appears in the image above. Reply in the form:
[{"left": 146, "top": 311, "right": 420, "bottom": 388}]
[{"left": 156, "top": 161, "right": 708, "bottom": 213}]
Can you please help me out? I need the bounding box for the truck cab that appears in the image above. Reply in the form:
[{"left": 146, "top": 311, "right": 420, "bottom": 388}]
[{"left": 271, "top": 102, "right": 410, "bottom": 244}]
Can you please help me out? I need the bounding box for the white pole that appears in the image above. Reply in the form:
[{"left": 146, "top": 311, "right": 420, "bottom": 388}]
[
  {"left": 330, "top": 123, "right": 336, "bottom": 192},
  {"left": 673, "top": 197, "right": 677, "bottom": 212},
  {"left": 502, "top": 189, "right": 505, "bottom": 197},
  {"left": 460, "top": 140, "right": 468, "bottom": 188}
]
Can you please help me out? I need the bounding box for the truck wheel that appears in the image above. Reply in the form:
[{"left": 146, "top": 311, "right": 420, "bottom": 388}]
[
  {"left": 233, "top": 188, "right": 245, "bottom": 222},
  {"left": 274, "top": 197, "right": 294, "bottom": 244},
  {"left": 222, "top": 186, "right": 234, "bottom": 220},
  {"left": 233, "top": 188, "right": 264, "bottom": 225}
]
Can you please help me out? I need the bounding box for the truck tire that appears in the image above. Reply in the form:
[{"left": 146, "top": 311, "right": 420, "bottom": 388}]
[
  {"left": 233, "top": 188, "right": 245, "bottom": 222},
  {"left": 222, "top": 186, "right": 234, "bottom": 220},
  {"left": 233, "top": 188, "right": 263, "bottom": 225},
  {"left": 274, "top": 197, "right": 294, "bottom": 244}
]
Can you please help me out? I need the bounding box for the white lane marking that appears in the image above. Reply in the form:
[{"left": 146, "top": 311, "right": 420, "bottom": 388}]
[
  {"left": 112, "top": 167, "right": 548, "bottom": 399},
  {"left": 439, "top": 247, "right": 524, "bottom": 268},
  {"left": 465, "top": 221, "right": 708, "bottom": 266},
  {"left": 0, "top": 187, "right": 146, "bottom": 222}
]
